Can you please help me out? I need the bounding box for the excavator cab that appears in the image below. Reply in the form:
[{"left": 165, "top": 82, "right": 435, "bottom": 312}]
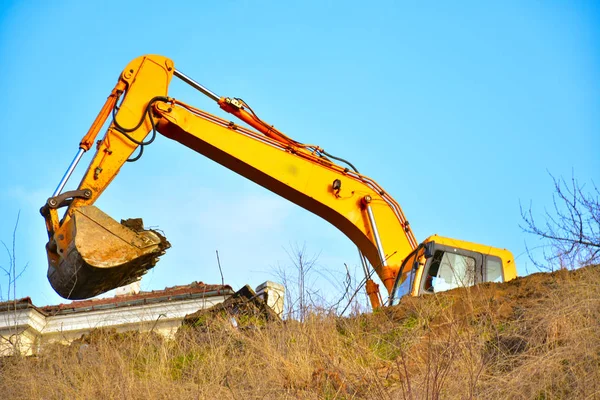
[{"left": 388, "top": 235, "right": 517, "bottom": 305}]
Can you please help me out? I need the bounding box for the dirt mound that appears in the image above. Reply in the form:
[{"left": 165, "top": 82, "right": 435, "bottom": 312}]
[
  {"left": 0, "top": 266, "right": 598, "bottom": 399},
  {"left": 374, "top": 265, "right": 600, "bottom": 398},
  {"left": 392, "top": 265, "right": 598, "bottom": 322}
]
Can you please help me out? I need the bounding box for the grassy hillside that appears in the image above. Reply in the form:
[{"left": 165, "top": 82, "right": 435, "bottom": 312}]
[{"left": 1, "top": 266, "right": 598, "bottom": 399}]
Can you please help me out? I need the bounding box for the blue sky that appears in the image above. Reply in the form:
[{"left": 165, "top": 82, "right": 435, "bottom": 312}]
[{"left": 0, "top": 1, "right": 598, "bottom": 306}]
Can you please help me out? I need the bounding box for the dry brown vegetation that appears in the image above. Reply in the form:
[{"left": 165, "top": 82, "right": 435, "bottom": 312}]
[{"left": 1, "top": 266, "right": 599, "bottom": 400}]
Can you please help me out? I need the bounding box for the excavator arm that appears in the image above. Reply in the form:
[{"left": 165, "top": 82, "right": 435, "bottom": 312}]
[{"left": 42, "top": 55, "right": 417, "bottom": 306}]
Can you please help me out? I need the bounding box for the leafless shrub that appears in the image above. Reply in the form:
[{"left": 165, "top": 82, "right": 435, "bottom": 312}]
[
  {"left": 272, "top": 243, "right": 320, "bottom": 321},
  {"left": 521, "top": 173, "right": 600, "bottom": 270},
  {"left": 0, "top": 211, "right": 29, "bottom": 356},
  {"left": 273, "top": 243, "right": 368, "bottom": 321},
  {"left": 0, "top": 211, "right": 28, "bottom": 302}
]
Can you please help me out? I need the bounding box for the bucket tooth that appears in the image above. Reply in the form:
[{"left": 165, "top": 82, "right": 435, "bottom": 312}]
[{"left": 46, "top": 206, "right": 170, "bottom": 299}]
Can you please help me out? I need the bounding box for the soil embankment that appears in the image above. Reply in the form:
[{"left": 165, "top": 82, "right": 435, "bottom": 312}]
[{"left": 1, "top": 266, "right": 598, "bottom": 399}]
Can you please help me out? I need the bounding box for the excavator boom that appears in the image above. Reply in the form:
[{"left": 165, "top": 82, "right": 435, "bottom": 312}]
[{"left": 42, "top": 55, "right": 417, "bottom": 303}]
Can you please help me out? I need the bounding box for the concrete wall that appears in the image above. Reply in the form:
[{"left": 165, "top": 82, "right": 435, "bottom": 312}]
[
  {"left": 0, "top": 295, "right": 228, "bottom": 356},
  {"left": 0, "top": 281, "right": 286, "bottom": 356}
]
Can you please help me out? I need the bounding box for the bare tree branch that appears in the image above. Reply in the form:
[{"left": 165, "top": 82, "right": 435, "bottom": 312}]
[
  {"left": 520, "top": 172, "right": 600, "bottom": 270},
  {"left": 0, "top": 211, "right": 28, "bottom": 356}
]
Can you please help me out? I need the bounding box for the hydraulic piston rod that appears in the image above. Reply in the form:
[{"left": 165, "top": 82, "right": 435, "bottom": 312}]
[
  {"left": 173, "top": 69, "right": 220, "bottom": 102},
  {"left": 358, "top": 248, "right": 370, "bottom": 278},
  {"left": 52, "top": 148, "right": 86, "bottom": 197},
  {"left": 173, "top": 68, "right": 295, "bottom": 146},
  {"left": 363, "top": 195, "right": 388, "bottom": 268},
  {"left": 358, "top": 247, "right": 383, "bottom": 309}
]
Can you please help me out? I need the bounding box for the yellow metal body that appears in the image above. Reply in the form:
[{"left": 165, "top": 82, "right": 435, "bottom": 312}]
[
  {"left": 43, "top": 54, "right": 516, "bottom": 305},
  {"left": 394, "top": 235, "right": 517, "bottom": 300},
  {"left": 153, "top": 101, "right": 417, "bottom": 292},
  {"left": 43, "top": 56, "right": 175, "bottom": 299}
]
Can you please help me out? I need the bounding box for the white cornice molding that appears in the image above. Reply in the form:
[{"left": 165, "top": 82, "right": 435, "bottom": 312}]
[{"left": 0, "top": 296, "right": 227, "bottom": 337}]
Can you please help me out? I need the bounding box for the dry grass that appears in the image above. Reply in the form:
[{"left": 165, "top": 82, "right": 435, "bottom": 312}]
[{"left": 1, "top": 266, "right": 599, "bottom": 399}]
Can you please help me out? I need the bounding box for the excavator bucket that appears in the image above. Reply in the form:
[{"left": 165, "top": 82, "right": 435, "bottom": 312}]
[{"left": 47, "top": 206, "right": 170, "bottom": 300}]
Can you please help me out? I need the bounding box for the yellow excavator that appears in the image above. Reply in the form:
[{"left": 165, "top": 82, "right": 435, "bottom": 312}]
[{"left": 41, "top": 55, "right": 516, "bottom": 308}]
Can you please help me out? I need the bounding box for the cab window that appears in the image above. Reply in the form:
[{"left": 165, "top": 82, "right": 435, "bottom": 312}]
[
  {"left": 422, "top": 250, "right": 476, "bottom": 294},
  {"left": 484, "top": 256, "right": 503, "bottom": 283},
  {"left": 391, "top": 267, "right": 415, "bottom": 305},
  {"left": 389, "top": 249, "right": 419, "bottom": 306}
]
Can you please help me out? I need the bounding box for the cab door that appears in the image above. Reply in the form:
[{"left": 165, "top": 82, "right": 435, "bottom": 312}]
[{"left": 418, "top": 245, "right": 484, "bottom": 295}]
